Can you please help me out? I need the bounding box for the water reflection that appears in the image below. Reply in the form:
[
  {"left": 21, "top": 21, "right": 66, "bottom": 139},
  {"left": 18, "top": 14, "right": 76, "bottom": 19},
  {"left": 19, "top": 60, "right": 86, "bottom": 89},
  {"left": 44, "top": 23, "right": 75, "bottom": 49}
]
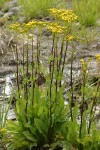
[
  {"left": 0, "top": 74, "right": 16, "bottom": 120},
  {"left": 5, "top": 75, "right": 13, "bottom": 96},
  {"left": 0, "top": 74, "right": 15, "bottom": 97}
]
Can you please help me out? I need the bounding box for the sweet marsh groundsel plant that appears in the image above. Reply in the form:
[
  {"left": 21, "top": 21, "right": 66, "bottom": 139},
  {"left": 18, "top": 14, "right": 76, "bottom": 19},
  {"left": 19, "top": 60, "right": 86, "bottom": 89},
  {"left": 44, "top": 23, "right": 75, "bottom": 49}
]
[{"left": 5, "top": 8, "right": 100, "bottom": 150}]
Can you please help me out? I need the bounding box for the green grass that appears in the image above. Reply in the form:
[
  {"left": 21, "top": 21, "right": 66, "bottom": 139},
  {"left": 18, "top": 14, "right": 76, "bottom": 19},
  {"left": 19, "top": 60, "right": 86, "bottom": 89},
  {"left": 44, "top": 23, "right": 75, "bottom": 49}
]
[
  {"left": 0, "top": 0, "right": 9, "bottom": 8},
  {"left": 18, "top": 0, "right": 66, "bottom": 20},
  {"left": 73, "top": 0, "right": 100, "bottom": 27}
]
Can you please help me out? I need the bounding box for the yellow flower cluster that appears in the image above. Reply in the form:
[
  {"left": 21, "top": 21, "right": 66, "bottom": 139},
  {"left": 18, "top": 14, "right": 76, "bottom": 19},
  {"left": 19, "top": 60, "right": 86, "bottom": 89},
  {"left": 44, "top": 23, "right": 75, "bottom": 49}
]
[
  {"left": 9, "top": 8, "right": 77, "bottom": 35},
  {"left": 10, "top": 20, "right": 48, "bottom": 33},
  {"left": 0, "top": 128, "right": 6, "bottom": 133},
  {"left": 49, "top": 8, "right": 78, "bottom": 23},
  {"left": 25, "top": 20, "right": 47, "bottom": 28},
  {"left": 47, "top": 22, "right": 66, "bottom": 34},
  {"left": 36, "top": 21, "right": 47, "bottom": 27},
  {"left": 80, "top": 59, "right": 85, "bottom": 64},
  {"left": 80, "top": 59, "right": 88, "bottom": 74},
  {"left": 67, "top": 35, "right": 74, "bottom": 40},
  {"left": 24, "top": 20, "right": 37, "bottom": 29},
  {"left": 95, "top": 54, "right": 100, "bottom": 62}
]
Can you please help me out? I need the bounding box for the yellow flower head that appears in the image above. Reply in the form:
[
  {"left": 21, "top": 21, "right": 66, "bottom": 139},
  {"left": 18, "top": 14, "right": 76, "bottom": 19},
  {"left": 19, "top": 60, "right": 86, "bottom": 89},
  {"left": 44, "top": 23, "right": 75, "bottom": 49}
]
[
  {"left": 9, "top": 22, "right": 20, "bottom": 31},
  {"left": 19, "top": 27, "right": 25, "bottom": 34},
  {"left": 26, "top": 20, "right": 37, "bottom": 27},
  {"left": 49, "top": 8, "right": 78, "bottom": 23},
  {"left": 68, "top": 35, "right": 75, "bottom": 40},
  {"left": 24, "top": 20, "right": 47, "bottom": 31},
  {"left": 36, "top": 21, "right": 47, "bottom": 27},
  {"left": 80, "top": 59, "right": 85, "bottom": 65},
  {"left": 0, "top": 128, "right": 6, "bottom": 133},
  {"left": 47, "top": 22, "right": 66, "bottom": 34},
  {"left": 95, "top": 54, "right": 100, "bottom": 62},
  {"left": 80, "top": 59, "right": 88, "bottom": 74}
]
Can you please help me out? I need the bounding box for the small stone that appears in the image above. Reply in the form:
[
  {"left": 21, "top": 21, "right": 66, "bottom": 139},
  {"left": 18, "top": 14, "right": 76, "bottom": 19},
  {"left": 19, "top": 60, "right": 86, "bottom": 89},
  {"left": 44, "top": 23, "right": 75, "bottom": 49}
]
[
  {"left": 3, "top": 12, "right": 14, "bottom": 18},
  {"left": 18, "top": 16, "right": 26, "bottom": 23},
  {"left": 10, "top": 6, "right": 22, "bottom": 14},
  {"left": 0, "top": 96, "right": 3, "bottom": 102},
  {"left": 9, "top": 59, "right": 17, "bottom": 66},
  {"left": 0, "top": 17, "right": 7, "bottom": 26},
  {"left": 0, "top": 11, "right": 3, "bottom": 17},
  {"left": 0, "top": 78, "right": 5, "bottom": 83},
  {"left": 3, "top": 1, "right": 18, "bottom": 11},
  {"left": 96, "top": 19, "right": 100, "bottom": 26},
  {"left": 7, "top": 109, "right": 16, "bottom": 120},
  {"left": 43, "top": 30, "right": 52, "bottom": 36}
]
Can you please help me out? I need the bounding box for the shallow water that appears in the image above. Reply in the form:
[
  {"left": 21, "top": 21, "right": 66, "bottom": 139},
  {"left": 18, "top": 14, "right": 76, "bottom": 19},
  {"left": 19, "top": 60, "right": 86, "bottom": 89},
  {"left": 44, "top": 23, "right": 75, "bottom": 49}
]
[
  {"left": 0, "top": 73, "right": 15, "bottom": 98},
  {"left": 0, "top": 73, "right": 16, "bottom": 120}
]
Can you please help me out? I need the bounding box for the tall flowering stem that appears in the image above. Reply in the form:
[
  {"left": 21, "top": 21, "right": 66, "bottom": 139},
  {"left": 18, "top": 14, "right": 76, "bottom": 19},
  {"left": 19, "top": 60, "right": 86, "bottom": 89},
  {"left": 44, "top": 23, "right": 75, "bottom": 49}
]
[
  {"left": 23, "top": 36, "right": 29, "bottom": 122},
  {"left": 15, "top": 40, "right": 20, "bottom": 95},
  {"left": 58, "top": 36, "right": 65, "bottom": 87},
  {"left": 48, "top": 33, "right": 55, "bottom": 144},
  {"left": 70, "top": 49, "right": 74, "bottom": 122},
  {"left": 59, "top": 38, "right": 68, "bottom": 87},
  {"left": 22, "top": 36, "right": 25, "bottom": 71},
  {"left": 31, "top": 36, "right": 35, "bottom": 105},
  {"left": 79, "top": 59, "right": 88, "bottom": 150},
  {"left": 58, "top": 36, "right": 65, "bottom": 70},
  {"left": 61, "top": 39, "right": 68, "bottom": 75},
  {"left": 55, "top": 36, "right": 59, "bottom": 94},
  {"left": 36, "top": 36, "right": 40, "bottom": 86},
  {"left": 88, "top": 81, "right": 99, "bottom": 134},
  {"left": 88, "top": 55, "right": 100, "bottom": 134}
]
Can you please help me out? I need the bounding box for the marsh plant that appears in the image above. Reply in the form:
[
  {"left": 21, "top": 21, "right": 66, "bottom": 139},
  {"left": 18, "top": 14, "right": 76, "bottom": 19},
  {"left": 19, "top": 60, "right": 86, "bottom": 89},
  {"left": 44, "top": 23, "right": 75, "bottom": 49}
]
[{"left": 1, "top": 8, "right": 100, "bottom": 150}]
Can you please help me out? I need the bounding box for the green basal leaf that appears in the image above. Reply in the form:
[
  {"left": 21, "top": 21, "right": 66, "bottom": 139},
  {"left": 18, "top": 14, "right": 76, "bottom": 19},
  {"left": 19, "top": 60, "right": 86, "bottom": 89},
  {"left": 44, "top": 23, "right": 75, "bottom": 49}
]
[
  {"left": 87, "top": 100, "right": 93, "bottom": 114},
  {"left": 92, "top": 129, "right": 100, "bottom": 142},
  {"left": 38, "top": 106, "right": 44, "bottom": 116},
  {"left": 81, "top": 110, "right": 87, "bottom": 138},
  {"left": 23, "top": 131, "right": 37, "bottom": 142},
  {"left": 80, "top": 135, "right": 93, "bottom": 145},
  {"left": 73, "top": 102, "right": 78, "bottom": 119},
  {"left": 67, "top": 91, "right": 71, "bottom": 103},
  {"left": 67, "top": 119, "right": 79, "bottom": 143},
  {"left": 34, "top": 118, "right": 48, "bottom": 138}
]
